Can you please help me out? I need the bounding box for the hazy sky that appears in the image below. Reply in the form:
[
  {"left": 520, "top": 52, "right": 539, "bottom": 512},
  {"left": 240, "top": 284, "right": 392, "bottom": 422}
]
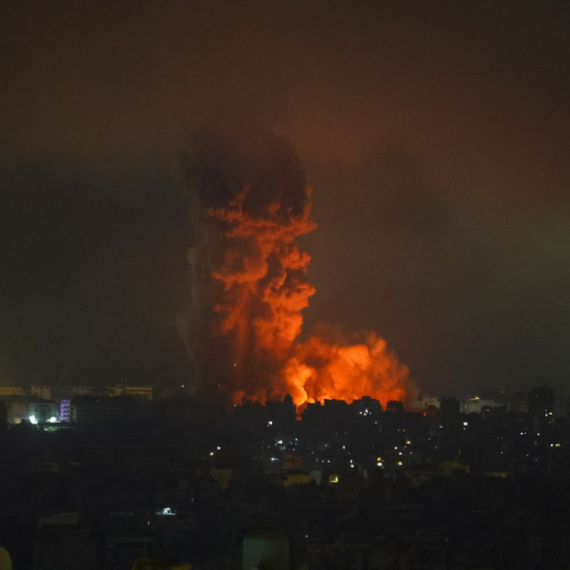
[{"left": 1, "top": 0, "right": 569, "bottom": 396}]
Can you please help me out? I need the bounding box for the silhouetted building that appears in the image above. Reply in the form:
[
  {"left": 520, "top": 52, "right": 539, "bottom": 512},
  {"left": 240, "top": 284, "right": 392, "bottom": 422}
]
[
  {"left": 352, "top": 396, "right": 382, "bottom": 417},
  {"left": 411, "top": 395, "right": 440, "bottom": 411},
  {"left": 266, "top": 394, "right": 296, "bottom": 426},
  {"left": 528, "top": 386, "right": 554, "bottom": 421},
  {"left": 70, "top": 395, "right": 141, "bottom": 423},
  {"left": 440, "top": 397, "right": 461, "bottom": 432},
  {"left": 386, "top": 400, "right": 404, "bottom": 413},
  {"left": 302, "top": 398, "right": 353, "bottom": 426}
]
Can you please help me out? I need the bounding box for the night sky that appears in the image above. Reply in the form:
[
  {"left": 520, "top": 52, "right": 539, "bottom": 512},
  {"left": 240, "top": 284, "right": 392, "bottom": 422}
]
[{"left": 1, "top": 0, "right": 569, "bottom": 396}]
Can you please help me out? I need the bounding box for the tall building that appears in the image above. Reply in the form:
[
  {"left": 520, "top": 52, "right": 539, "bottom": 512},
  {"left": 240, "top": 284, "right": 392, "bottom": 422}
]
[
  {"left": 440, "top": 397, "right": 461, "bottom": 432},
  {"left": 528, "top": 385, "right": 554, "bottom": 420}
]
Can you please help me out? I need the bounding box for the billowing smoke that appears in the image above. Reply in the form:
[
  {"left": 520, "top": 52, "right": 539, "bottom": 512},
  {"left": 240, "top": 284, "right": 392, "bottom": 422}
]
[{"left": 178, "top": 130, "right": 416, "bottom": 408}]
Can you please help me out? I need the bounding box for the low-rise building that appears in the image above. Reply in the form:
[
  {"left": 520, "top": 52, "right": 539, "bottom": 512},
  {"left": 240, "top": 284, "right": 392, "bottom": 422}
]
[
  {"left": 0, "top": 396, "right": 59, "bottom": 424},
  {"left": 0, "top": 386, "right": 25, "bottom": 397},
  {"left": 70, "top": 395, "right": 141, "bottom": 423},
  {"left": 109, "top": 385, "right": 154, "bottom": 401},
  {"left": 464, "top": 396, "right": 502, "bottom": 414}
]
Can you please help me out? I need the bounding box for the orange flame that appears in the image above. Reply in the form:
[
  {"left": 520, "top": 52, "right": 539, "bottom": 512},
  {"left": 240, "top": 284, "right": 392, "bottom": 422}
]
[
  {"left": 284, "top": 332, "right": 410, "bottom": 408},
  {"left": 205, "top": 182, "right": 415, "bottom": 410}
]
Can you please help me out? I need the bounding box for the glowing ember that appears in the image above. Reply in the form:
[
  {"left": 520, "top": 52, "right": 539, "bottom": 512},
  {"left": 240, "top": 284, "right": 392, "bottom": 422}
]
[{"left": 179, "top": 130, "right": 416, "bottom": 409}]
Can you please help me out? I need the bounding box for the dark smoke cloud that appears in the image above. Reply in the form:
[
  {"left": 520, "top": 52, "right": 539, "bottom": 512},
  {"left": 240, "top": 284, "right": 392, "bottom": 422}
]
[
  {"left": 176, "top": 129, "right": 311, "bottom": 395},
  {"left": 2, "top": 0, "right": 570, "bottom": 397},
  {"left": 176, "top": 130, "right": 414, "bottom": 408}
]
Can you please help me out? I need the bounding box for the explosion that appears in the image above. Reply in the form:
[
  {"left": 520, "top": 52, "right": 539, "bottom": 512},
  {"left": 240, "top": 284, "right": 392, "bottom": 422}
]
[{"left": 178, "top": 130, "right": 415, "bottom": 409}]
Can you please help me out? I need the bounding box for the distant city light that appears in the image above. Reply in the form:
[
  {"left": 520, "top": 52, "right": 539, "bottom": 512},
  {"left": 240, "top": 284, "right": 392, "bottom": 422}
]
[
  {"left": 157, "top": 507, "right": 175, "bottom": 516},
  {"left": 268, "top": 421, "right": 273, "bottom": 426},
  {"left": 47, "top": 416, "right": 57, "bottom": 423},
  {"left": 28, "top": 415, "right": 38, "bottom": 424}
]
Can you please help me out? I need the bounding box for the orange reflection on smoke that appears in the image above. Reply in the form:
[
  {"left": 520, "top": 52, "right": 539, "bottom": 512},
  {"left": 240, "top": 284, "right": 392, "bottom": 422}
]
[
  {"left": 207, "top": 186, "right": 316, "bottom": 365},
  {"left": 206, "top": 183, "right": 415, "bottom": 410}
]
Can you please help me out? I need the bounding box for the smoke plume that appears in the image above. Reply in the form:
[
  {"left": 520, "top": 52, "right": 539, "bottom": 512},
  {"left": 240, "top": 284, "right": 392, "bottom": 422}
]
[{"left": 178, "top": 130, "right": 415, "bottom": 408}]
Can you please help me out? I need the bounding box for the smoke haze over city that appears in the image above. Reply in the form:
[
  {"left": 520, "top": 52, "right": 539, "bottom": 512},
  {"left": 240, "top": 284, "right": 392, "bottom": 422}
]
[{"left": 1, "top": 1, "right": 570, "bottom": 397}]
